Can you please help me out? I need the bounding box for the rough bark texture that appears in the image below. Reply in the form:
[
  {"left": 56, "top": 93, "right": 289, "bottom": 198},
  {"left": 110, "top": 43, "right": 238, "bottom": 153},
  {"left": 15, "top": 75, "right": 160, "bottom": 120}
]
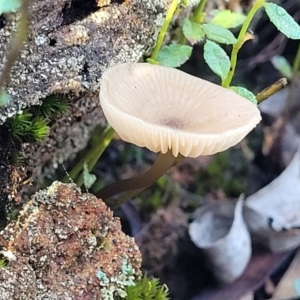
[
  {"left": 0, "top": 182, "right": 142, "bottom": 299},
  {"left": 0, "top": 0, "right": 170, "bottom": 124},
  {"left": 0, "top": 0, "right": 174, "bottom": 207},
  {"left": 1, "top": 0, "right": 172, "bottom": 169}
]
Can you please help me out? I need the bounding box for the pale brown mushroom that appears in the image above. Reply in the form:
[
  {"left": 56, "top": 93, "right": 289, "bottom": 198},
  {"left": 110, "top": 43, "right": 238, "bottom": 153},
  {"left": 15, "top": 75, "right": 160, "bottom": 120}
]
[{"left": 97, "top": 63, "right": 261, "bottom": 205}]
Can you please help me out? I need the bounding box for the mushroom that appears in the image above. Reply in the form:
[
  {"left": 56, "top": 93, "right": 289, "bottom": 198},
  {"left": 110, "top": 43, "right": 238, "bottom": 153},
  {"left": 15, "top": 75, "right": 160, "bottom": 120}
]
[{"left": 96, "top": 63, "right": 261, "bottom": 205}]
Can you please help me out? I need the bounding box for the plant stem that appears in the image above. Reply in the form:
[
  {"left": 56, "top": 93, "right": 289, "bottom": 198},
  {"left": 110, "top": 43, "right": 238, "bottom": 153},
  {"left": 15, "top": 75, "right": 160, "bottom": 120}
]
[
  {"left": 76, "top": 126, "right": 115, "bottom": 187},
  {"left": 256, "top": 78, "right": 287, "bottom": 103},
  {"left": 62, "top": 126, "right": 114, "bottom": 184},
  {"left": 193, "top": 0, "right": 207, "bottom": 23},
  {"left": 95, "top": 151, "right": 176, "bottom": 205},
  {"left": 222, "top": 0, "right": 265, "bottom": 87},
  {"left": 150, "top": 0, "right": 179, "bottom": 61},
  {"left": 293, "top": 42, "right": 300, "bottom": 73},
  {"left": 283, "top": 42, "right": 300, "bottom": 118}
]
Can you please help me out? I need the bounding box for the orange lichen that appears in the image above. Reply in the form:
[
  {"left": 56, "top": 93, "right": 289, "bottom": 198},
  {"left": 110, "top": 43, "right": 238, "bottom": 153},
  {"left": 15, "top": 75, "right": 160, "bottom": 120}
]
[{"left": 0, "top": 182, "right": 141, "bottom": 299}]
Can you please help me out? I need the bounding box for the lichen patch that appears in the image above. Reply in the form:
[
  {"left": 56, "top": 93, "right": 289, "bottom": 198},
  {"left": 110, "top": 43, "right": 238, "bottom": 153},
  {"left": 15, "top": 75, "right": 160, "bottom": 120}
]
[{"left": 0, "top": 182, "right": 142, "bottom": 299}]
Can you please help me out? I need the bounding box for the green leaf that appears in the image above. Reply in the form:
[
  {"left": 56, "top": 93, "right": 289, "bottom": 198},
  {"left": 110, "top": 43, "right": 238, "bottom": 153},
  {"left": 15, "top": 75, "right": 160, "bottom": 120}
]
[
  {"left": 211, "top": 10, "right": 246, "bottom": 29},
  {"left": 0, "top": 0, "right": 21, "bottom": 13},
  {"left": 0, "top": 91, "right": 10, "bottom": 107},
  {"left": 203, "top": 40, "right": 230, "bottom": 80},
  {"left": 83, "top": 163, "right": 96, "bottom": 189},
  {"left": 271, "top": 55, "right": 293, "bottom": 80},
  {"left": 265, "top": 3, "right": 300, "bottom": 40},
  {"left": 230, "top": 86, "right": 257, "bottom": 104},
  {"left": 182, "top": 18, "right": 205, "bottom": 44},
  {"left": 201, "top": 24, "right": 237, "bottom": 44},
  {"left": 157, "top": 44, "right": 192, "bottom": 67}
]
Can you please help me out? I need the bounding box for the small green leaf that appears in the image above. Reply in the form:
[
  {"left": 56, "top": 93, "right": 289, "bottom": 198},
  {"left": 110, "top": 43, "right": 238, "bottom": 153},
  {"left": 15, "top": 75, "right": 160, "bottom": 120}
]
[
  {"left": 230, "top": 86, "right": 257, "bottom": 104},
  {"left": 157, "top": 44, "right": 192, "bottom": 67},
  {"left": 203, "top": 40, "right": 230, "bottom": 80},
  {"left": 211, "top": 10, "right": 246, "bottom": 29},
  {"left": 182, "top": 18, "right": 205, "bottom": 44},
  {"left": 0, "top": 91, "right": 10, "bottom": 107},
  {"left": 83, "top": 163, "right": 96, "bottom": 189},
  {"left": 0, "top": 0, "right": 21, "bottom": 13},
  {"left": 202, "top": 24, "right": 237, "bottom": 44},
  {"left": 265, "top": 3, "right": 300, "bottom": 40},
  {"left": 271, "top": 55, "right": 293, "bottom": 80}
]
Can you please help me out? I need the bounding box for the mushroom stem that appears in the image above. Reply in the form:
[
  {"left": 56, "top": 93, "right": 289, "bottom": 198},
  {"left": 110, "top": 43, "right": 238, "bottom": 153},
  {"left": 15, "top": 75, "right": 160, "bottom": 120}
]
[{"left": 95, "top": 150, "right": 176, "bottom": 206}]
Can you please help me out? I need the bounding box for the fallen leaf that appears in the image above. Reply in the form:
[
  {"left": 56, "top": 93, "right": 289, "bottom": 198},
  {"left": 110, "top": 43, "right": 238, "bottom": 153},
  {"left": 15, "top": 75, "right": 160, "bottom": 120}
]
[
  {"left": 244, "top": 149, "right": 300, "bottom": 252},
  {"left": 189, "top": 197, "right": 251, "bottom": 284}
]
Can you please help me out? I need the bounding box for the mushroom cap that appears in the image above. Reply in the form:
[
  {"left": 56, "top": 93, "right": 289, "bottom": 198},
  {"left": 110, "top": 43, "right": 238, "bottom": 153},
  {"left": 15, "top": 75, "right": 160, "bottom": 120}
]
[{"left": 99, "top": 63, "right": 261, "bottom": 157}]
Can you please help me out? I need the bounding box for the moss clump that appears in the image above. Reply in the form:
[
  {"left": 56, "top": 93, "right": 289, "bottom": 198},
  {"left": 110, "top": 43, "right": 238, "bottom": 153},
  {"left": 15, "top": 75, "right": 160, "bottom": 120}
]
[
  {"left": 124, "top": 275, "right": 170, "bottom": 300},
  {"left": 0, "top": 94, "right": 68, "bottom": 144},
  {"left": 193, "top": 149, "right": 248, "bottom": 197},
  {"left": 4, "top": 113, "right": 49, "bottom": 143},
  {"left": 97, "top": 258, "right": 169, "bottom": 300},
  {"left": 30, "top": 94, "right": 68, "bottom": 120},
  {"left": 0, "top": 259, "right": 7, "bottom": 269}
]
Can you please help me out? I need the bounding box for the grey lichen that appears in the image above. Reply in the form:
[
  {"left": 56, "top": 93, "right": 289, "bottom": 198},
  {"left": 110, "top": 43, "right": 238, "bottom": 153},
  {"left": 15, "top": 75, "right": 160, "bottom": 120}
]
[
  {"left": 1, "top": 1, "right": 162, "bottom": 181},
  {"left": 0, "top": 0, "right": 175, "bottom": 172},
  {"left": 96, "top": 256, "right": 136, "bottom": 299},
  {"left": 0, "top": 0, "right": 173, "bottom": 125},
  {"left": 0, "top": 0, "right": 201, "bottom": 204}
]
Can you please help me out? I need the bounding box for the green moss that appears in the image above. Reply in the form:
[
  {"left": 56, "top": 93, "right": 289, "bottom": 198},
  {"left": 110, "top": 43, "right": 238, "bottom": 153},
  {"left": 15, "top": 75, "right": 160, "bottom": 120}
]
[
  {"left": 0, "top": 94, "right": 68, "bottom": 145},
  {"left": 99, "top": 238, "right": 110, "bottom": 250},
  {"left": 0, "top": 259, "right": 7, "bottom": 269},
  {"left": 124, "top": 275, "right": 170, "bottom": 300},
  {"left": 97, "top": 263, "right": 170, "bottom": 300},
  {"left": 30, "top": 94, "right": 69, "bottom": 120},
  {"left": 193, "top": 149, "right": 247, "bottom": 197},
  {"left": 5, "top": 113, "right": 49, "bottom": 143}
]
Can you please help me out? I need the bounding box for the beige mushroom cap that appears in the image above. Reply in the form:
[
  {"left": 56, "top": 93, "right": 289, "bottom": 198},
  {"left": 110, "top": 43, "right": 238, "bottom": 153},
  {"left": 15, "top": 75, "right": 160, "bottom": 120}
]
[{"left": 100, "top": 63, "right": 261, "bottom": 158}]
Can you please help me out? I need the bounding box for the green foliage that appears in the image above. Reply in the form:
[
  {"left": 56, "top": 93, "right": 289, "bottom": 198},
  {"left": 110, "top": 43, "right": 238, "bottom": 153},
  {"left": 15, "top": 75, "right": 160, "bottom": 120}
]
[
  {"left": 83, "top": 162, "right": 96, "bottom": 189},
  {"left": 5, "top": 113, "right": 49, "bottom": 143},
  {"left": 229, "top": 86, "right": 257, "bottom": 104},
  {"left": 264, "top": 3, "right": 300, "bottom": 40},
  {"left": 150, "top": 0, "right": 300, "bottom": 97},
  {"left": 156, "top": 44, "right": 192, "bottom": 67},
  {"left": 210, "top": 10, "right": 246, "bottom": 29},
  {"left": 138, "top": 175, "right": 170, "bottom": 213},
  {"left": 0, "top": 0, "right": 21, "bottom": 13},
  {"left": 182, "top": 20, "right": 237, "bottom": 45},
  {"left": 0, "top": 258, "right": 7, "bottom": 269},
  {"left": 271, "top": 55, "right": 293, "bottom": 80},
  {"left": 125, "top": 276, "right": 170, "bottom": 300},
  {"left": 0, "top": 94, "right": 68, "bottom": 144},
  {"left": 31, "top": 95, "right": 69, "bottom": 120},
  {"left": 194, "top": 150, "right": 247, "bottom": 197},
  {"left": 201, "top": 24, "right": 237, "bottom": 44},
  {"left": 204, "top": 40, "right": 230, "bottom": 80},
  {"left": 182, "top": 18, "right": 204, "bottom": 45}
]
